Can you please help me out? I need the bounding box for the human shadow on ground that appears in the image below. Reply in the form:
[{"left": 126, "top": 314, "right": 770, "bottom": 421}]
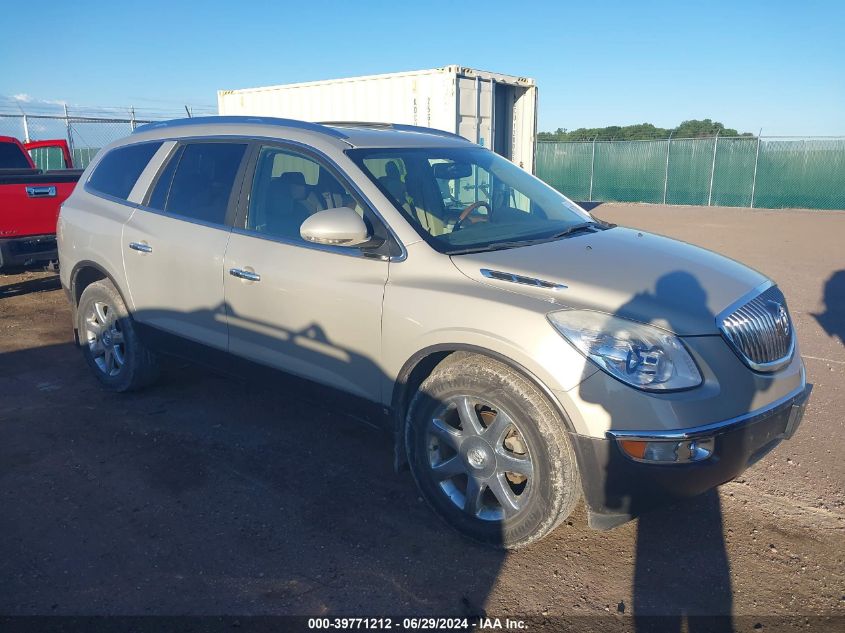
[
  {"left": 578, "top": 271, "right": 777, "bottom": 632},
  {"left": 813, "top": 269, "right": 845, "bottom": 346}
]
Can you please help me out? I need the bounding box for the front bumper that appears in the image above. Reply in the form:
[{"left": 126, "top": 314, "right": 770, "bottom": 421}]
[{"left": 570, "top": 384, "right": 811, "bottom": 530}]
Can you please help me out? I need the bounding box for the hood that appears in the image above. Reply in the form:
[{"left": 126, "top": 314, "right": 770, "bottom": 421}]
[{"left": 449, "top": 227, "right": 768, "bottom": 335}]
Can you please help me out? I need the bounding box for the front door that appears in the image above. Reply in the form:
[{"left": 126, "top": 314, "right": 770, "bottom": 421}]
[
  {"left": 123, "top": 141, "right": 248, "bottom": 349},
  {"left": 223, "top": 144, "right": 389, "bottom": 401}
]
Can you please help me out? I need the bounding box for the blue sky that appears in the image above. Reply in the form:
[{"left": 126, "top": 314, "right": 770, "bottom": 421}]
[{"left": 1, "top": 0, "right": 843, "bottom": 135}]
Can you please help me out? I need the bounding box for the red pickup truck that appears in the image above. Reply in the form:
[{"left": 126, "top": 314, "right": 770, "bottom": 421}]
[{"left": 0, "top": 136, "right": 83, "bottom": 269}]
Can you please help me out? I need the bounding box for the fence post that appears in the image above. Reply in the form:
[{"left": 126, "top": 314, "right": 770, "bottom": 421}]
[
  {"left": 662, "top": 130, "right": 673, "bottom": 204},
  {"left": 64, "top": 104, "right": 75, "bottom": 158},
  {"left": 22, "top": 114, "right": 30, "bottom": 143},
  {"left": 750, "top": 129, "right": 762, "bottom": 209},
  {"left": 707, "top": 130, "right": 720, "bottom": 206},
  {"left": 130, "top": 107, "right": 137, "bottom": 131},
  {"left": 588, "top": 135, "right": 597, "bottom": 202}
]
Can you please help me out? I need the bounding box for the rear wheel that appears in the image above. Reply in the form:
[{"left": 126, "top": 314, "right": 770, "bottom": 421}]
[
  {"left": 77, "top": 279, "right": 158, "bottom": 391},
  {"left": 405, "top": 353, "right": 580, "bottom": 549}
]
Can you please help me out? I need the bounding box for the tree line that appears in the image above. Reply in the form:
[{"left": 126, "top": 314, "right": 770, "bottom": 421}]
[{"left": 538, "top": 119, "right": 753, "bottom": 141}]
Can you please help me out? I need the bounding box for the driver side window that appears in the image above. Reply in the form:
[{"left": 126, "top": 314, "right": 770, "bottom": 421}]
[{"left": 246, "top": 146, "right": 364, "bottom": 243}]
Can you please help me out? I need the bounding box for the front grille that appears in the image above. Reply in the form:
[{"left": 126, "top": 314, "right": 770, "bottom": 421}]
[{"left": 719, "top": 285, "right": 794, "bottom": 372}]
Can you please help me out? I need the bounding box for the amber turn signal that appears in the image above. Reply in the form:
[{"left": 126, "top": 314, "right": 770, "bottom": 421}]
[
  {"left": 617, "top": 437, "right": 715, "bottom": 464},
  {"left": 619, "top": 440, "right": 648, "bottom": 459}
]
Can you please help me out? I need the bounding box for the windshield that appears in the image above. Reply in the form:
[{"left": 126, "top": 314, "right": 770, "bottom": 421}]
[{"left": 348, "top": 147, "right": 596, "bottom": 254}]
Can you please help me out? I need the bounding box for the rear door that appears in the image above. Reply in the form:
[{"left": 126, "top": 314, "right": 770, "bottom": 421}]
[{"left": 122, "top": 140, "right": 249, "bottom": 349}]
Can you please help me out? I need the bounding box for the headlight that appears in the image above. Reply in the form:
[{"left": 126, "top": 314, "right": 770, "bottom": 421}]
[{"left": 547, "top": 310, "right": 702, "bottom": 391}]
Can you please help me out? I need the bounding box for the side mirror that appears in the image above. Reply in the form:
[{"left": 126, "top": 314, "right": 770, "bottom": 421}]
[{"left": 300, "top": 207, "right": 371, "bottom": 247}]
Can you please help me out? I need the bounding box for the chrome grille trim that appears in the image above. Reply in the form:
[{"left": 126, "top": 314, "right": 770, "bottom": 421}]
[{"left": 718, "top": 282, "right": 795, "bottom": 372}]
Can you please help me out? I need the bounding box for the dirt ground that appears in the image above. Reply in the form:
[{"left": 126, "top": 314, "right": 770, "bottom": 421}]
[{"left": 1, "top": 204, "right": 843, "bottom": 629}]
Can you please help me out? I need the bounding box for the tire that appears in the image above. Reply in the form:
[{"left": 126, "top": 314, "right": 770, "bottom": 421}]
[
  {"left": 76, "top": 279, "right": 159, "bottom": 392},
  {"left": 405, "top": 352, "right": 581, "bottom": 549}
]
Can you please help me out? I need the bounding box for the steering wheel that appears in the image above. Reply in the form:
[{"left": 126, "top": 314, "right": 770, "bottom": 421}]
[{"left": 455, "top": 201, "right": 491, "bottom": 229}]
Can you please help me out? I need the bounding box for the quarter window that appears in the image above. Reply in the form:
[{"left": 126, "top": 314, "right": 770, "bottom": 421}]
[
  {"left": 88, "top": 142, "right": 163, "bottom": 200},
  {"left": 148, "top": 142, "right": 247, "bottom": 225}
]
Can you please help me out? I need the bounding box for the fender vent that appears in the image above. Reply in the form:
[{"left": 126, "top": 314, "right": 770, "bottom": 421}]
[{"left": 480, "top": 268, "right": 567, "bottom": 290}]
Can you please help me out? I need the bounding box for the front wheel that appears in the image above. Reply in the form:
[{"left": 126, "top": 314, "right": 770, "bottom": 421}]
[
  {"left": 77, "top": 279, "right": 159, "bottom": 392},
  {"left": 405, "top": 353, "right": 580, "bottom": 549}
]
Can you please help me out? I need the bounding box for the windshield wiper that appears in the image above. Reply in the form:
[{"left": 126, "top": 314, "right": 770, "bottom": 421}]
[
  {"left": 448, "top": 240, "right": 540, "bottom": 255},
  {"left": 549, "top": 221, "right": 601, "bottom": 239},
  {"left": 448, "top": 222, "right": 606, "bottom": 256}
]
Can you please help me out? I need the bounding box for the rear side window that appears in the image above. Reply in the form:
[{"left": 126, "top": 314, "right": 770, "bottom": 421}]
[
  {"left": 0, "top": 142, "right": 32, "bottom": 169},
  {"left": 87, "top": 142, "right": 162, "bottom": 200},
  {"left": 148, "top": 142, "right": 246, "bottom": 225}
]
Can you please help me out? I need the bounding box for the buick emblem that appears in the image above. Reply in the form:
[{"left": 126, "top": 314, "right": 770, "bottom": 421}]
[
  {"left": 767, "top": 300, "right": 791, "bottom": 336},
  {"left": 467, "top": 447, "right": 487, "bottom": 469}
]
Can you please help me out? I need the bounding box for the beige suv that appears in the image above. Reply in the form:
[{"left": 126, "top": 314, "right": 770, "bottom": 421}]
[{"left": 58, "top": 117, "right": 809, "bottom": 548}]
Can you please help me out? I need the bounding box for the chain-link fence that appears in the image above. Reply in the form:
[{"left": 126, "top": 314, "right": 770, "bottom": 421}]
[
  {"left": 0, "top": 112, "right": 154, "bottom": 170},
  {"left": 4, "top": 109, "right": 843, "bottom": 210},
  {"left": 536, "top": 136, "right": 845, "bottom": 210}
]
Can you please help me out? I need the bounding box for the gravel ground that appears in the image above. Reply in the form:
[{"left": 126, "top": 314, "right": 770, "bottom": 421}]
[{"left": 0, "top": 204, "right": 843, "bottom": 630}]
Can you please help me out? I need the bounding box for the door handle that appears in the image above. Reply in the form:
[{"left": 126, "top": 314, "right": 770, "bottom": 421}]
[
  {"left": 128, "top": 242, "right": 153, "bottom": 253},
  {"left": 229, "top": 268, "right": 261, "bottom": 282},
  {"left": 26, "top": 186, "right": 56, "bottom": 198}
]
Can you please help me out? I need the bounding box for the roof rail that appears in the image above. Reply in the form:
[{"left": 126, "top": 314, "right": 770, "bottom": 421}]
[
  {"left": 319, "top": 121, "right": 469, "bottom": 142},
  {"left": 132, "top": 116, "right": 349, "bottom": 139}
]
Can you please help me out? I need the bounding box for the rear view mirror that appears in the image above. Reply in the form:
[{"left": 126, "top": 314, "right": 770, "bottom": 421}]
[
  {"left": 433, "top": 162, "right": 472, "bottom": 180},
  {"left": 300, "top": 207, "right": 371, "bottom": 246}
]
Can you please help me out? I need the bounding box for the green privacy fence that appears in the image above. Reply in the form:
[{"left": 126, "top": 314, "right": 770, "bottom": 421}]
[
  {"left": 28, "top": 146, "right": 103, "bottom": 170},
  {"left": 536, "top": 136, "right": 845, "bottom": 210}
]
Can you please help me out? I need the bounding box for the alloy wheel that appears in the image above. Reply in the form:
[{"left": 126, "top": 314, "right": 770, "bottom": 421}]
[
  {"left": 84, "top": 301, "right": 125, "bottom": 377},
  {"left": 426, "top": 395, "right": 534, "bottom": 521}
]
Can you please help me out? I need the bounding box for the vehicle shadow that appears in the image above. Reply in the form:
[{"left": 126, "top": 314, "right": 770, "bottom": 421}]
[
  {"left": 0, "top": 301, "right": 508, "bottom": 616},
  {"left": 813, "top": 269, "right": 845, "bottom": 346},
  {"left": 578, "top": 271, "right": 775, "bottom": 632},
  {"left": 0, "top": 272, "right": 61, "bottom": 299}
]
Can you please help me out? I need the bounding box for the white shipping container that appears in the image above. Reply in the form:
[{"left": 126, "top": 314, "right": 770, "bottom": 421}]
[{"left": 217, "top": 65, "right": 538, "bottom": 173}]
